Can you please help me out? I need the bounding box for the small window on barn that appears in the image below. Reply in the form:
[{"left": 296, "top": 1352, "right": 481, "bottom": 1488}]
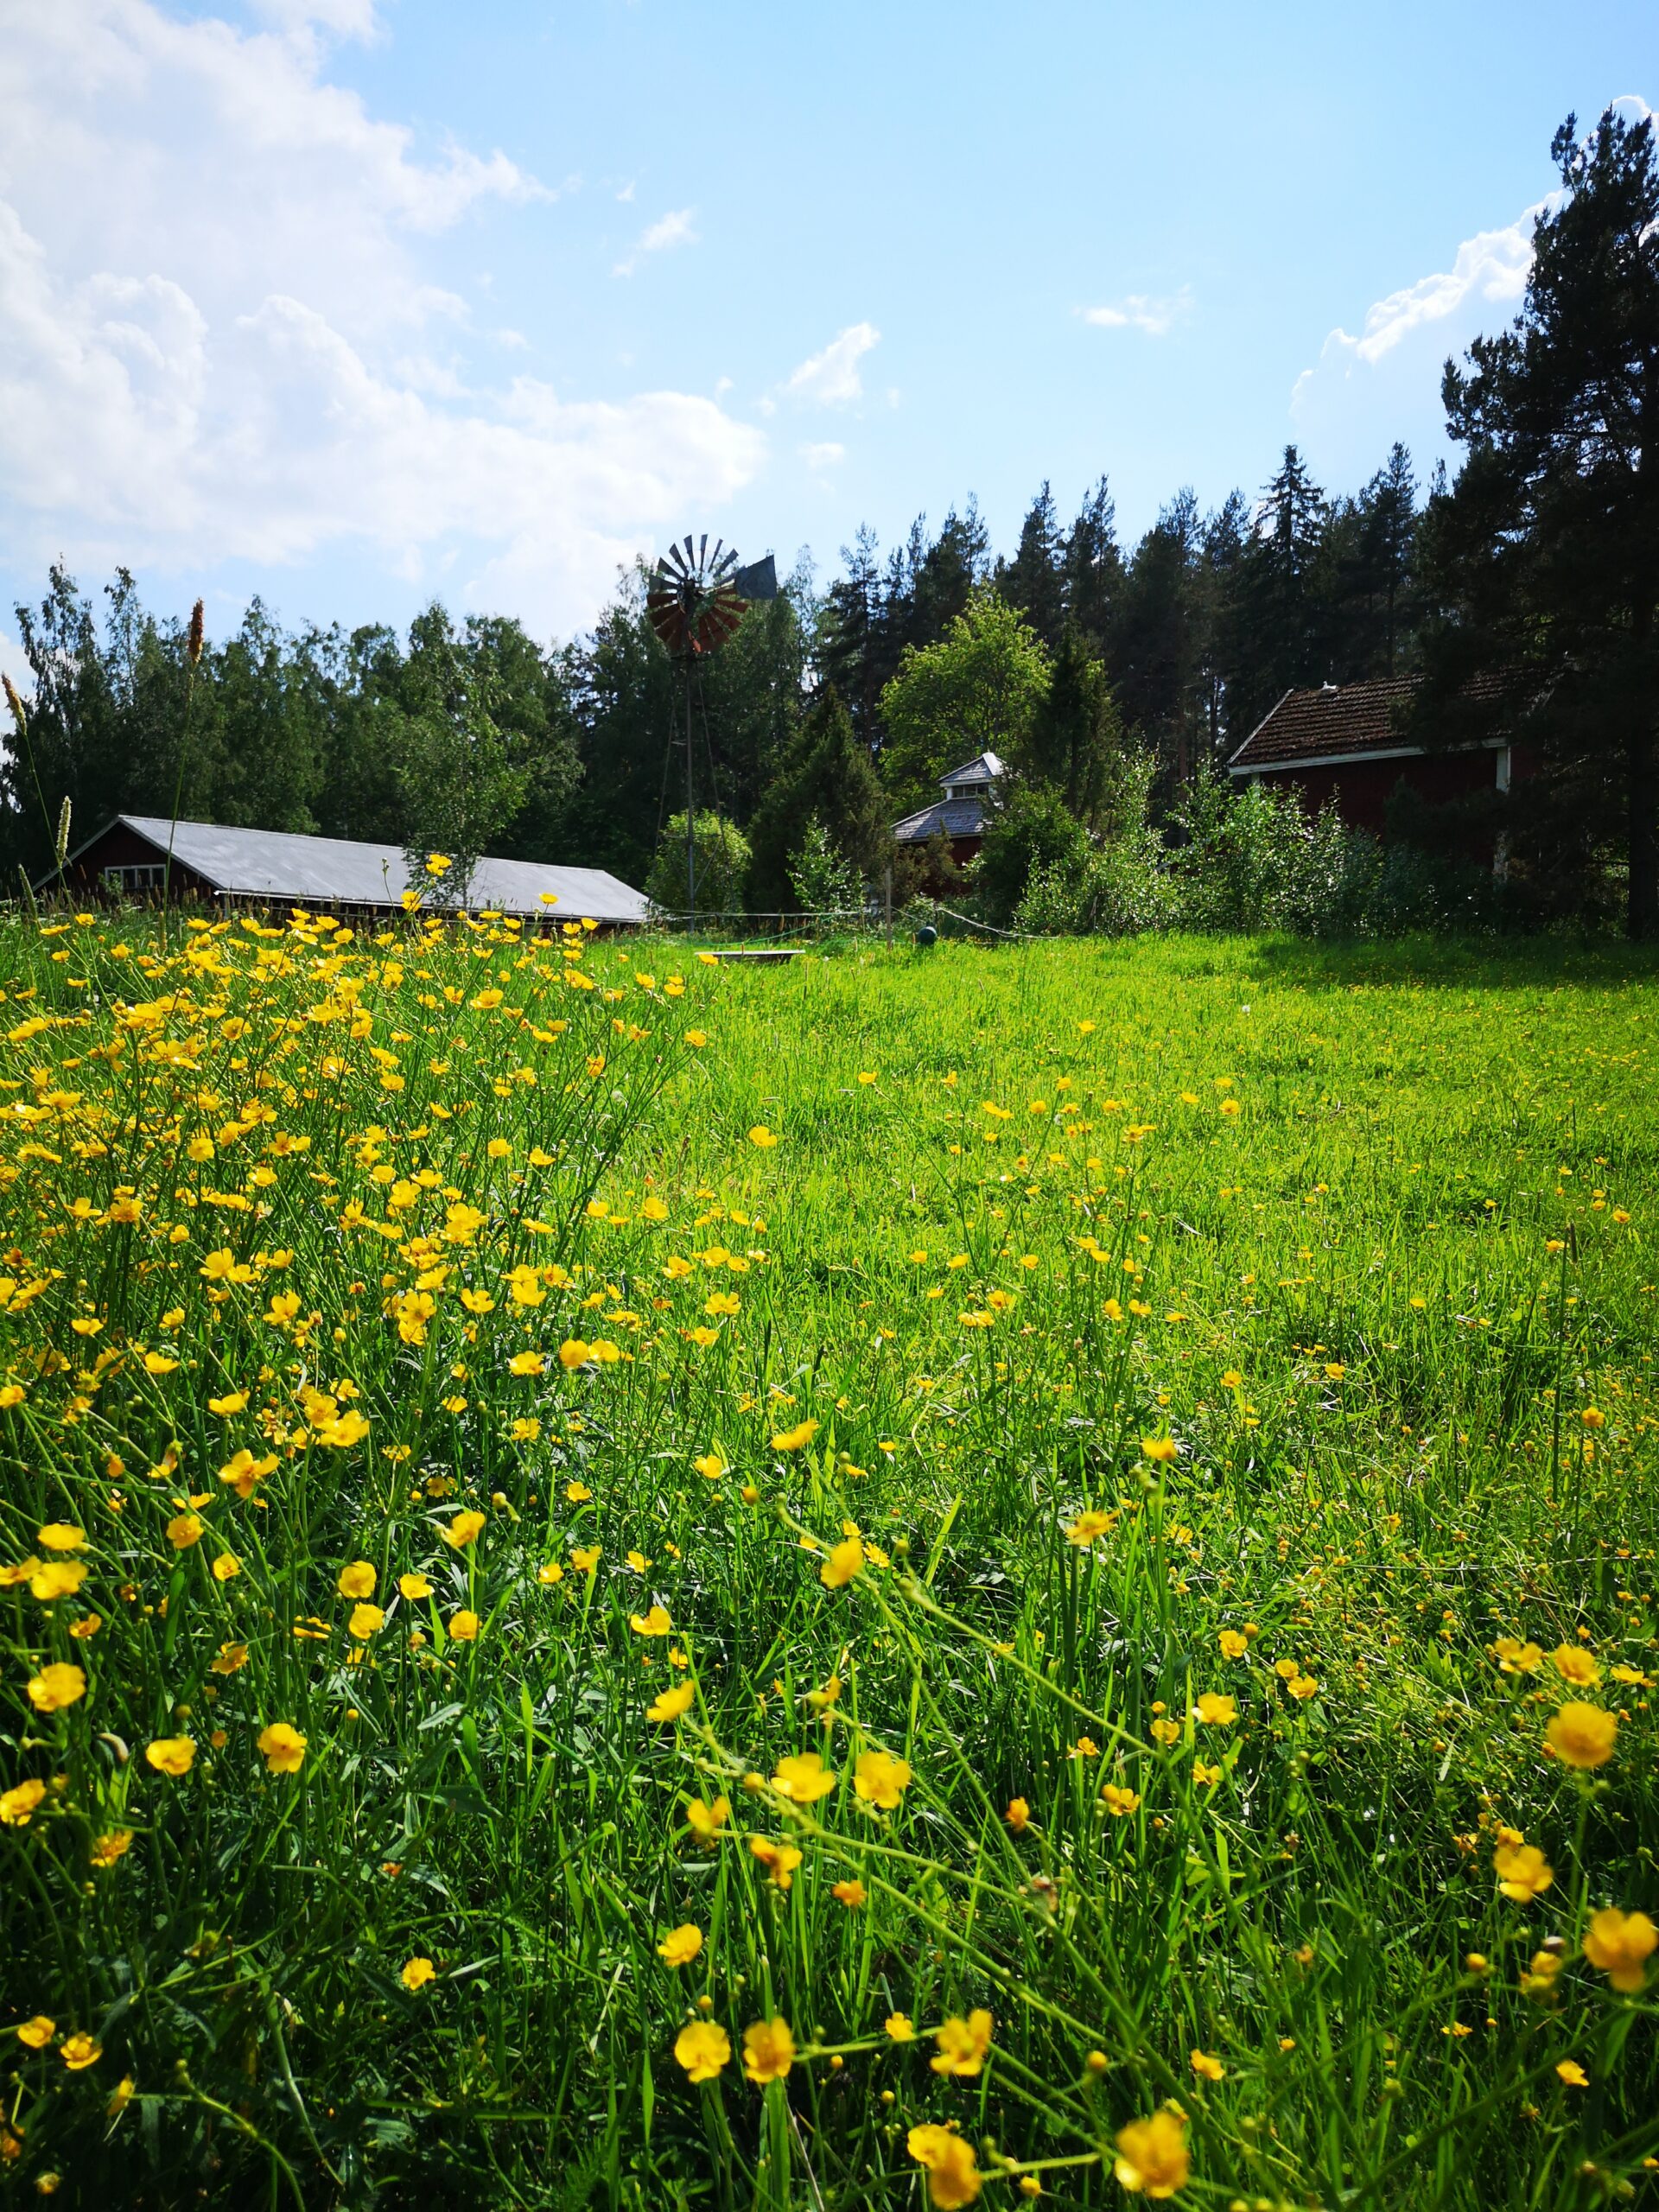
[{"left": 102, "top": 863, "right": 166, "bottom": 893}]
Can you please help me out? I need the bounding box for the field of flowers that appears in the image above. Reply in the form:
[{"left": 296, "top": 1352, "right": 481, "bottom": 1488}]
[{"left": 2, "top": 907, "right": 1656, "bottom": 2209}]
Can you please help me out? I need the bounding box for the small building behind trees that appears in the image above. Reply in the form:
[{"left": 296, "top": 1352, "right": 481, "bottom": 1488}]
[
  {"left": 1226, "top": 676, "right": 1519, "bottom": 834},
  {"left": 891, "top": 752, "right": 1005, "bottom": 872}
]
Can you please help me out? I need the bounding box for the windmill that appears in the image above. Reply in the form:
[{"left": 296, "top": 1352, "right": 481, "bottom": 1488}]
[{"left": 646, "top": 537, "right": 777, "bottom": 925}]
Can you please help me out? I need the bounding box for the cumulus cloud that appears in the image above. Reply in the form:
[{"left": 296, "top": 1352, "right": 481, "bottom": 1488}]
[
  {"left": 799, "top": 442, "right": 844, "bottom": 472},
  {"left": 249, "top": 0, "right": 381, "bottom": 38},
  {"left": 1079, "top": 286, "right": 1192, "bottom": 337},
  {"left": 785, "top": 322, "right": 880, "bottom": 405},
  {"left": 613, "top": 207, "right": 697, "bottom": 276},
  {"left": 0, "top": 2, "right": 765, "bottom": 633},
  {"left": 1304, "top": 214, "right": 1538, "bottom": 376},
  {"left": 1285, "top": 195, "right": 1563, "bottom": 479}
]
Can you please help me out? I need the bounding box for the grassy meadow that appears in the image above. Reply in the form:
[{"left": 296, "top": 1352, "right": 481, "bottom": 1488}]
[{"left": 2, "top": 912, "right": 1657, "bottom": 2210}]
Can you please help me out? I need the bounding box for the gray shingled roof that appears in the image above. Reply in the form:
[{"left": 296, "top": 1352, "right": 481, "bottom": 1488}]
[
  {"left": 938, "top": 751, "right": 1003, "bottom": 786},
  {"left": 892, "top": 796, "right": 992, "bottom": 844},
  {"left": 73, "top": 816, "right": 649, "bottom": 924}
]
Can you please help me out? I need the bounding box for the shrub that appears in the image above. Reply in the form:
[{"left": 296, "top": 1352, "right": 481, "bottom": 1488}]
[{"left": 645, "top": 810, "right": 751, "bottom": 918}]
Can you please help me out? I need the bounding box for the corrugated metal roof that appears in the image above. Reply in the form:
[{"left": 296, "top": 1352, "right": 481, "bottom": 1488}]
[
  {"left": 80, "top": 817, "right": 650, "bottom": 924},
  {"left": 893, "top": 796, "right": 991, "bottom": 843}
]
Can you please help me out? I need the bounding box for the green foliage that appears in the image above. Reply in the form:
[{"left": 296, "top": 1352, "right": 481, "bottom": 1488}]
[
  {"left": 746, "top": 687, "right": 889, "bottom": 913},
  {"left": 1018, "top": 622, "right": 1131, "bottom": 830},
  {"left": 395, "top": 607, "right": 537, "bottom": 904},
  {"left": 645, "top": 810, "right": 752, "bottom": 918},
  {"left": 1420, "top": 105, "right": 1659, "bottom": 938},
  {"left": 785, "top": 814, "right": 863, "bottom": 917},
  {"left": 3, "top": 916, "right": 1658, "bottom": 2209},
  {"left": 974, "top": 782, "right": 1090, "bottom": 926},
  {"left": 878, "top": 592, "right": 1051, "bottom": 810}
]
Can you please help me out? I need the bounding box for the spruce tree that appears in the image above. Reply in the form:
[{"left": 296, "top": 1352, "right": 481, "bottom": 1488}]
[
  {"left": 1420, "top": 105, "right": 1659, "bottom": 937},
  {"left": 995, "top": 482, "right": 1067, "bottom": 650}
]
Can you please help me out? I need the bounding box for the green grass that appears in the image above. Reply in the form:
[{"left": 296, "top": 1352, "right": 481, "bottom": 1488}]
[{"left": 2, "top": 916, "right": 1656, "bottom": 2210}]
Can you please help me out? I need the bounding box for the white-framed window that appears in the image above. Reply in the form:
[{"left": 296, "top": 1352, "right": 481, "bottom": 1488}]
[{"left": 101, "top": 863, "right": 167, "bottom": 893}]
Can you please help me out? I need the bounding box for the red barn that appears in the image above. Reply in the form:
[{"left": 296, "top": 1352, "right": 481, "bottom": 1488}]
[{"left": 1227, "top": 675, "right": 1520, "bottom": 838}]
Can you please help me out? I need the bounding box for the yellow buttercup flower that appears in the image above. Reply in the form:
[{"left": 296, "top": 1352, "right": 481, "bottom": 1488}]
[
  {"left": 748, "top": 1835, "right": 803, "bottom": 1888},
  {"left": 684, "top": 1795, "right": 729, "bottom": 1840},
  {"left": 931, "top": 2009, "right": 994, "bottom": 2077},
  {"left": 772, "top": 1751, "right": 836, "bottom": 1802},
  {"left": 257, "top": 1722, "right": 307, "bottom": 1774},
  {"left": 741, "top": 2016, "right": 794, "bottom": 2083},
  {"left": 1582, "top": 1908, "right": 1657, "bottom": 1992},
  {"left": 1550, "top": 1643, "right": 1600, "bottom": 1688},
  {"left": 647, "top": 1681, "right": 696, "bottom": 1724},
  {"left": 1, "top": 1778, "right": 48, "bottom": 1826},
  {"left": 854, "top": 1748, "right": 912, "bottom": 1808},
  {"left": 145, "top": 1737, "right": 195, "bottom": 1777},
  {"left": 673, "top": 2020, "right": 729, "bottom": 2082},
  {"left": 907, "top": 2126, "right": 982, "bottom": 2209},
  {"left": 442, "top": 1510, "right": 486, "bottom": 1548},
  {"left": 338, "top": 1560, "right": 377, "bottom": 1599},
  {"left": 1493, "top": 1842, "right": 1554, "bottom": 1903},
  {"left": 771, "top": 1418, "right": 818, "bottom": 1452},
  {"left": 1546, "top": 1701, "right": 1617, "bottom": 1769},
  {"left": 402, "top": 1957, "right": 436, "bottom": 1992},
  {"left": 819, "top": 1535, "right": 863, "bottom": 1587},
  {"left": 29, "top": 1662, "right": 86, "bottom": 1713},
  {"left": 1114, "top": 2109, "right": 1189, "bottom": 2196},
  {"left": 656, "top": 1924, "right": 702, "bottom": 1967}
]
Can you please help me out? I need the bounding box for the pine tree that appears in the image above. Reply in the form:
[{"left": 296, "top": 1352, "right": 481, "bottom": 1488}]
[
  {"left": 1420, "top": 105, "right": 1659, "bottom": 937},
  {"left": 1231, "top": 445, "right": 1328, "bottom": 734},
  {"left": 1112, "top": 491, "right": 1201, "bottom": 779},
  {"left": 1064, "top": 477, "right": 1123, "bottom": 658},
  {"left": 995, "top": 482, "right": 1067, "bottom": 649},
  {"left": 1021, "top": 625, "right": 1128, "bottom": 830},
  {"left": 745, "top": 687, "right": 889, "bottom": 913}
]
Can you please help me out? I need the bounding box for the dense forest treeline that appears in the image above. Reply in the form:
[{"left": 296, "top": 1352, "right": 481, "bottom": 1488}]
[
  {"left": 4, "top": 104, "right": 1656, "bottom": 935},
  {"left": 0, "top": 437, "right": 1433, "bottom": 884}
]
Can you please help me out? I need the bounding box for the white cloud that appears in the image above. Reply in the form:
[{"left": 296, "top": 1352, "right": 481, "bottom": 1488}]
[
  {"left": 0, "top": 2, "right": 765, "bottom": 633},
  {"left": 613, "top": 207, "right": 696, "bottom": 276},
  {"left": 249, "top": 0, "right": 380, "bottom": 39},
  {"left": 1079, "top": 286, "right": 1192, "bottom": 337},
  {"left": 799, "top": 442, "right": 844, "bottom": 472},
  {"left": 785, "top": 321, "right": 880, "bottom": 405},
  {"left": 1286, "top": 198, "right": 1560, "bottom": 480},
  {"left": 1306, "top": 214, "right": 1537, "bottom": 373}
]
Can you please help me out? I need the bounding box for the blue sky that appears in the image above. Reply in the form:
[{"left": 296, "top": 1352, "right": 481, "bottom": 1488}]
[{"left": 0, "top": 0, "right": 1654, "bottom": 662}]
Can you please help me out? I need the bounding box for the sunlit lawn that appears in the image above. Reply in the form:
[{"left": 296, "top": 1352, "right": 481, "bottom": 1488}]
[{"left": 3, "top": 914, "right": 1657, "bottom": 2209}]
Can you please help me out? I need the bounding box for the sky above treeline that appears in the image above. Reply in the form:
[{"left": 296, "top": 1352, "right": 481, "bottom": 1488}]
[{"left": 0, "top": 0, "right": 1654, "bottom": 665}]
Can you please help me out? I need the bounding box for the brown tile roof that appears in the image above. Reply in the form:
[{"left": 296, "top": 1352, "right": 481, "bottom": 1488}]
[{"left": 1230, "top": 672, "right": 1506, "bottom": 771}]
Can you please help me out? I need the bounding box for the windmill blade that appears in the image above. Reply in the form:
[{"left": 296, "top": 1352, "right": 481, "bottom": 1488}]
[
  {"left": 697, "top": 533, "right": 709, "bottom": 572},
  {"left": 683, "top": 534, "right": 696, "bottom": 569}
]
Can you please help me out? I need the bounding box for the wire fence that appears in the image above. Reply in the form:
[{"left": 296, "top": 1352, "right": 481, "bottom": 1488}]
[{"left": 642, "top": 900, "right": 1027, "bottom": 944}]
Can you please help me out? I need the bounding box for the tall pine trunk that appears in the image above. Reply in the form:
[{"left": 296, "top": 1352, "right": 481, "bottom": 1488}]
[{"left": 1632, "top": 598, "right": 1659, "bottom": 941}]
